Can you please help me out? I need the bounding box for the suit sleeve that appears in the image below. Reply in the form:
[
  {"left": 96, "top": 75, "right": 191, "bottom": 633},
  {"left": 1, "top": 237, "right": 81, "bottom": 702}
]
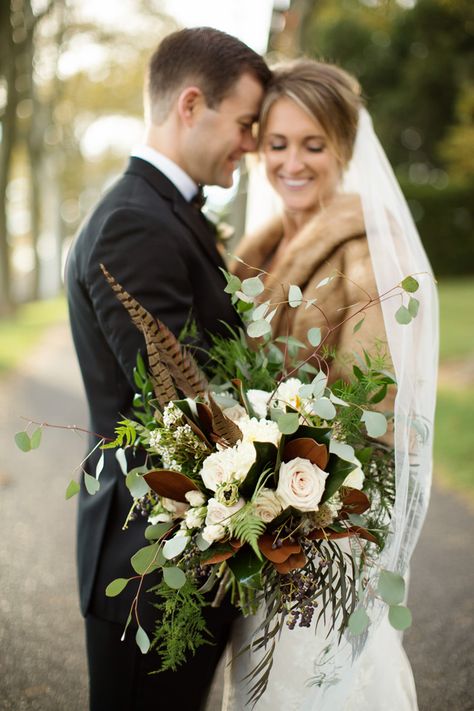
[{"left": 85, "top": 206, "right": 205, "bottom": 389}]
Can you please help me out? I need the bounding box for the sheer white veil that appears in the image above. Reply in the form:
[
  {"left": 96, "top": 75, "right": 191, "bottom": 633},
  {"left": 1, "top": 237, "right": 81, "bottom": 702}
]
[{"left": 225, "top": 108, "right": 438, "bottom": 710}]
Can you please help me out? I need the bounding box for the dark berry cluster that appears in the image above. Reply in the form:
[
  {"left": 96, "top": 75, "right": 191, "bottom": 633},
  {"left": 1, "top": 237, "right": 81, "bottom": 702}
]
[{"left": 279, "top": 570, "right": 319, "bottom": 630}]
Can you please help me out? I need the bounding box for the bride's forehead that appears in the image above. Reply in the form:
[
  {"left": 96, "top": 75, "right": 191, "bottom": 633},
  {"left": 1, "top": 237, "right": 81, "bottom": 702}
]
[{"left": 264, "top": 98, "right": 326, "bottom": 136}]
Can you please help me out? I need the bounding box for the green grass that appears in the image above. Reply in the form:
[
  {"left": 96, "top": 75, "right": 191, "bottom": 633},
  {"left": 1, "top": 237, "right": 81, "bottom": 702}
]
[
  {"left": 0, "top": 296, "right": 68, "bottom": 377},
  {"left": 438, "top": 277, "right": 474, "bottom": 361},
  {"left": 435, "top": 387, "right": 474, "bottom": 496}
]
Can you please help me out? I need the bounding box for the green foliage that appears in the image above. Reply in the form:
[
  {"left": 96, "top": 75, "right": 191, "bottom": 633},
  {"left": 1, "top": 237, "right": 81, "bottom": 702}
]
[
  {"left": 102, "top": 419, "right": 138, "bottom": 449},
  {"left": 229, "top": 503, "right": 266, "bottom": 559},
  {"left": 377, "top": 569, "right": 406, "bottom": 605},
  {"left": 150, "top": 580, "right": 211, "bottom": 672},
  {"left": 105, "top": 577, "right": 131, "bottom": 597},
  {"left": 65, "top": 480, "right": 80, "bottom": 500},
  {"left": 348, "top": 606, "right": 370, "bottom": 635},
  {"left": 14, "top": 431, "right": 31, "bottom": 452}
]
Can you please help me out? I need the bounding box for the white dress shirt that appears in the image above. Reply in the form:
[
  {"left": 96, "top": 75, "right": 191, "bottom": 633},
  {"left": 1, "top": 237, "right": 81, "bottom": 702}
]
[{"left": 130, "top": 144, "right": 198, "bottom": 202}]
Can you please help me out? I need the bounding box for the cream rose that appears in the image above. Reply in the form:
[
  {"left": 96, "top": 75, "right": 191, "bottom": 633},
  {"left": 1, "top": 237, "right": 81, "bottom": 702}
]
[
  {"left": 200, "top": 442, "right": 256, "bottom": 492},
  {"left": 184, "top": 490, "right": 207, "bottom": 507},
  {"left": 254, "top": 488, "right": 283, "bottom": 523},
  {"left": 205, "top": 496, "right": 245, "bottom": 527},
  {"left": 276, "top": 457, "right": 328, "bottom": 512},
  {"left": 201, "top": 523, "right": 226, "bottom": 544}
]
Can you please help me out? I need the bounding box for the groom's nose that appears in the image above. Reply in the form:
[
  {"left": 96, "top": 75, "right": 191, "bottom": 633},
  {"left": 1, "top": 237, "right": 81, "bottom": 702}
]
[{"left": 240, "top": 131, "right": 258, "bottom": 153}]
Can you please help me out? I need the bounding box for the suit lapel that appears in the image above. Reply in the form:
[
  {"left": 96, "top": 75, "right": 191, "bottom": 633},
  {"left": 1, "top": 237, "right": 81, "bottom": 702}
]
[{"left": 126, "top": 157, "right": 225, "bottom": 270}]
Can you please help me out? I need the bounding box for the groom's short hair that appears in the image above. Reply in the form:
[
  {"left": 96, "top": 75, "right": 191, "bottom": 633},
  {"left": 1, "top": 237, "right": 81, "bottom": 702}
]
[{"left": 146, "top": 27, "right": 271, "bottom": 123}]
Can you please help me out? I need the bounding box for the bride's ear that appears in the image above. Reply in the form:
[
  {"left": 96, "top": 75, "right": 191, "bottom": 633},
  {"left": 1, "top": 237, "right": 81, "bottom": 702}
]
[{"left": 177, "top": 87, "right": 206, "bottom": 127}]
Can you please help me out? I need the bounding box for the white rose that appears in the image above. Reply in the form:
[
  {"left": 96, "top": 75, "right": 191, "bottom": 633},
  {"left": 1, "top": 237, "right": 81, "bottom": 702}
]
[
  {"left": 223, "top": 404, "right": 248, "bottom": 423},
  {"left": 254, "top": 488, "right": 282, "bottom": 523},
  {"left": 277, "top": 457, "right": 328, "bottom": 512},
  {"left": 200, "top": 448, "right": 234, "bottom": 491},
  {"left": 205, "top": 496, "right": 245, "bottom": 527},
  {"left": 343, "top": 460, "right": 365, "bottom": 490},
  {"left": 239, "top": 417, "right": 281, "bottom": 447},
  {"left": 202, "top": 523, "right": 226, "bottom": 544},
  {"left": 247, "top": 389, "right": 271, "bottom": 419},
  {"left": 232, "top": 441, "right": 257, "bottom": 481},
  {"left": 148, "top": 512, "right": 173, "bottom": 524},
  {"left": 185, "top": 506, "right": 206, "bottom": 529},
  {"left": 184, "top": 490, "right": 207, "bottom": 507}
]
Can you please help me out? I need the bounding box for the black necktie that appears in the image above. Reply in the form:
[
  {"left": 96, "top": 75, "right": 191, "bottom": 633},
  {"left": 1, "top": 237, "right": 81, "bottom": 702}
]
[{"left": 190, "top": 185, "right": 206, "bottom": 210}]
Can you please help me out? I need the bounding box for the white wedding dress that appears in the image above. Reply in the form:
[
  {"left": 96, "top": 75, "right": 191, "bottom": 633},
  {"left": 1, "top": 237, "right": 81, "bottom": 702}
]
[{"left": 223, "top": 612, "right": 418, "bottom": 710}]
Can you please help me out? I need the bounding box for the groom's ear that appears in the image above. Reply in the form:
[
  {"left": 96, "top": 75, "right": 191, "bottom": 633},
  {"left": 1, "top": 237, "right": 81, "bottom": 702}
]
[{"left": 177, "top": 87, "right": 206, "bottom": 126}]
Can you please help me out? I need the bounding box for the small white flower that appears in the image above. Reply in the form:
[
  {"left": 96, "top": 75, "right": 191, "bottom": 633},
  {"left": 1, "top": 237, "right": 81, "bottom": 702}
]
[
  {"left": 247, "top": 389, "right": 272, "bottom": 419},
  {"left": 239, "top": 417, "right": 281, "bottom": 447},
  {"left": 161, "top": 497, "right": 189, "bottom": 519},
  {"left": 254, "top": 488, "right": 282, "bottom": 523},
  {"left": 274, "top": 378, "right": 304, "bottom": 410},
  {"left": 205, "top": 496, "right": 245, "bottom": 527},
  {"left": 277, "top": 457, "right": 328, "bottom": 512},
  {"left": 184, "top": 490, "right": 207, "bottom": 507},
  {"left": 343, "top": 460, "right": 365, "bottom": 490},
  {"left": 148, "top": 512, "right": 173, "bottom": 524},
  {"left": 202, "top": 523, "right": 226, "bottom": 544},
  {"left": 185, "top": 506, "right": 206, "bottom": 529}
]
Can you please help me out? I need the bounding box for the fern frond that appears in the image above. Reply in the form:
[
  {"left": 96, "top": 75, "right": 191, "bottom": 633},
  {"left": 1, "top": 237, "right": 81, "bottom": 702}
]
[{"left": 230, "top": 503, "right": 266, "bottom": 558}]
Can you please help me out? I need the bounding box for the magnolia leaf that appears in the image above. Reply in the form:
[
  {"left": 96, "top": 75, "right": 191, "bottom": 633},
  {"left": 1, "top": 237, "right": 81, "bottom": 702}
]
[
  {"left": 223, "top": 274, "right": 242, "bottom": 295},
  {"left": 247, "top": 319, "right": 272, "bottom": 339},
  {"left": 408, "top": 296, "right": 420, "bottom": 317},
  {"left": 30, "top": 428, "right": 42, "bottom": 450},
  {"left": 252, "top": 301, "right": 270, "bottom": 321},
  {"left": 378, "top": 570, "right": 405, "bottom": 605},
  {"left": 353, "top": 317, "right": 365, "bottom": 334},
  {"left": 145, "top": 522, "right": 173, "bottom": 541},
  {"left": 105, "top": 577, "right": 130, "bottom": 597},
  {"left": 401, "top": 276, "right": 419, "bottom": 293},
  {"left": 15, "top": 431, "right": 31, "bottom": 452},
  {"left": 348, "top": 607, "right": 370, "bottom": 635},
  {"left": 115, "top": 447, "right": 128, "bottom": 475},
  {"left": 125, "top": 468, "right": 150, "bottom": 498},
  {"left": 95, "top": 451, "right": 105, "bottom": 479},
  {"left": 131, "top": 542, "right": 162, "bottom": 575},
  {"left": 162, "top": 535, "right": 189, "bottom": 560},
  {"left": 288, "top": 284, "right": 303, "bottom": 308},
  {"left": 316, "top": 275, "right": 334, "bottom": 288},
  {"left": 361, "top": 410, "right": 388, "bottom": 438},
  {"left": 241, "top": 276, "right": 264, "bottom": 297},
  {"left": 312, "top": 397, "right": 336, "bottom": 420},
  {"left": 329, "top": 439, "right": 355, "bottom": 463},
  {"left": 388, "top": 605, "right": 412, "bottom": 630},
  {"left": 65, "top": 480, "right": 80, "bottom": 500},
  {"left": 275, "top": 412, "right": 300, "bottom": 435},
  {"left": 163, "top": 566, "right": 187, "bottom": 590},
  {"left": 395, "top": 305, "right": 412, "bottom": 325},
  {"left": 282, "top": 438, "right": 329, "bottom": 469},
  {"left": 135, "top": 625, "right": 151, "bottom": 654},
  {"left": 307, "top": 327, "right": 322, "bottom": 347},
  {"left": 84, "top": 473, "right": 100, "bottom": 495},
  {"left": 144, "top": 469, "right": 198, "bottom": 502}
]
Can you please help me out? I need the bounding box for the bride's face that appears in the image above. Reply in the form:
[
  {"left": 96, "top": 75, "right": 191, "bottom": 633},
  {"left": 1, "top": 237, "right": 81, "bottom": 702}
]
[{"left": 262, "top": 96, "right": 341, "bottom": 215}]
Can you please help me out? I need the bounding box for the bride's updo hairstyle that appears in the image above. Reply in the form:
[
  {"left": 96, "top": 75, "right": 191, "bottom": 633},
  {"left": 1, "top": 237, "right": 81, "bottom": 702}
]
[{"left": 259, "top": 59, "right": 363, "bottom": 168}]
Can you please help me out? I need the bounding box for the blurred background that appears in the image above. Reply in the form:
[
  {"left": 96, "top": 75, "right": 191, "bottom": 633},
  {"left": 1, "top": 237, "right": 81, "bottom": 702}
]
[{"left": 0, "top": 1, "right": 473, "bottom": 710}]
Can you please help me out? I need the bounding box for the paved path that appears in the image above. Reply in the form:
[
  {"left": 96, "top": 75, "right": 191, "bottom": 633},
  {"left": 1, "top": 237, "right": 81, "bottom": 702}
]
[{"left": 0, "top": 323, "right": 472, "bottom": 710}]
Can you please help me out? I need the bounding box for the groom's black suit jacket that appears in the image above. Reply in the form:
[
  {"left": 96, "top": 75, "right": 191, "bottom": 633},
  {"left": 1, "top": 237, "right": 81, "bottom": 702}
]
[{"left": 66, "top": 157, "right": 240, "bottom": 627}]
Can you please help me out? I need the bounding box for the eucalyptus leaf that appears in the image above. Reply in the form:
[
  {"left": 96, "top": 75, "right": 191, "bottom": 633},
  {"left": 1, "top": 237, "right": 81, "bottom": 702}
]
[
  {"left": 329, "top": 392, "right": 349, "bottom": 407},
  {"left": 121, "top": 612, "right": 132, "bottom": 642},
  {"left": 307, "top": 327, "right": 322, "bottom": 347},
  {"left": 388, "top": 604, "right": 412, "bottom": 630},
  {"left": 115, "top": 447, "right": 128, "bottom": 475},
  {"left": 30, "top": 428, "right": 42, "bottom": 450},
  {"left": 316, "top": 275, "right": 334, "bottom": 288},
  {"left": 305, "top": 297, "right": 317, "bottom": 310},
  {"left": 408, "top": 296, "right": 420, "bottom": 317},
  {"left": 247, "top": 319, "right": 272, "bottom": 339},
  {"left": 135, "top": 625, "right": 151, "bottom": 654},
  {"left": 14, "top": 431, "right": 31, "bottom": 452},
  {"left": 163, "top": 535, "right": 189, "bottom": 560},
  {"left": 105, "top": 577, "right": 130, "bottom": 597},
  {"left": 348, "top": 607, "right": 370, "bottom": 635},
  {"left": 395, "top": 305, "right": 412, "bottom": 325},
  {"left": 298, "top": 384, "right": 314, "bottom": 399},
  {"left": 401, "top": 276, "right": 419, "bottom": 293},
  {"left": 361, "top": 410, "right": 388, "bottom": 438},
  {"left": 353, "top": 317, "right": 365, "bottom": 333},
  {"left": 241, "top": 276, "right": 264, "bottom": 297},
  {"left": 196, "top": 533, "right": 212, "bottom": 551},
  {"left": 252, "top": 301, "right": 270, "bottom": 321},
  {"left": 224, "top": 274, "right": 242, "bottom": 295},
  {"left": 95, "top": 451, "right": 105, "bottom": 479},
  {"left": 288, "top": 284, "right": 303, "bottom": 307},
  {"left": 84, "top": 473, "right": 100, "bottom": 495},
  {"left": 163, "top": 566, "right": 187, "bottom": 589},
  {"left": 266, "top": 307, "right": 278, "bottom": 323},
  {"left": 378, "top": 569, "right": 405, "bottom": 605},
  {"left": 65, "top": 480, "right": 80, "bottom": 500},
  {"left": 131, "top": 542, "right": 161, "bottom": 575},
  {"left": 145, "top": 522, "right": 172, "bottom": 541},
  {"left": 329, "top": 439, "right": 355, "bottom": 463},
  {"left": 312, "top": 397, "right": 336, "bottom": 420},
  {"left": 275, "top": 412, "right": 300, "bottom": 435},
  {"left": 125, "top": 468, "right": 149, "bottom": 498},
  {"left": 312, "top": 371, "right": 328, "bottom": 399}
]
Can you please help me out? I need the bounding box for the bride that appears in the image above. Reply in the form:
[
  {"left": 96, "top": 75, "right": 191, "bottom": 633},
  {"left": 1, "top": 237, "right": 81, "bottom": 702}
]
[{"left": 224, "top": 59, "right": 438, "bottom": 710}]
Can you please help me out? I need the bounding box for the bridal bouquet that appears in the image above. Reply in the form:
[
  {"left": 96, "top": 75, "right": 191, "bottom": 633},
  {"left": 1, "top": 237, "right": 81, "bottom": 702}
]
[{"left": 97, "top": 265, "right": 418, "bottom": 703}]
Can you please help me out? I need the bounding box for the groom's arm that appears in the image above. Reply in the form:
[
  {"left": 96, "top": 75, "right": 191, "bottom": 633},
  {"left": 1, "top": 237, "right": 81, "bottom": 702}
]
[{"left": 85, "top": 207, "right": 208, "bottom": 388}]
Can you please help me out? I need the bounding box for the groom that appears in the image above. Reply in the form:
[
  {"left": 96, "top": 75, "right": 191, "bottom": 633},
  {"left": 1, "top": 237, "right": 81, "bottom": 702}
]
[{"left": 66, "top": 27, "right": 270, "bottom": 710}]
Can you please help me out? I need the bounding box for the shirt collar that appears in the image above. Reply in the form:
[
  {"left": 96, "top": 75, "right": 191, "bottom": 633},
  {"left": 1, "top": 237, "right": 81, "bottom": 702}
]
[{"left": 130, "top": 144, "right": 198, "bottom": 202}]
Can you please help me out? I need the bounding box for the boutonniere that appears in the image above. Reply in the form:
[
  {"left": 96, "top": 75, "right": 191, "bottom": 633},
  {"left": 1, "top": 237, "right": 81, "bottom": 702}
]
[{"left": 203, "top": 209, "right": 235, "bottom": 244}]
